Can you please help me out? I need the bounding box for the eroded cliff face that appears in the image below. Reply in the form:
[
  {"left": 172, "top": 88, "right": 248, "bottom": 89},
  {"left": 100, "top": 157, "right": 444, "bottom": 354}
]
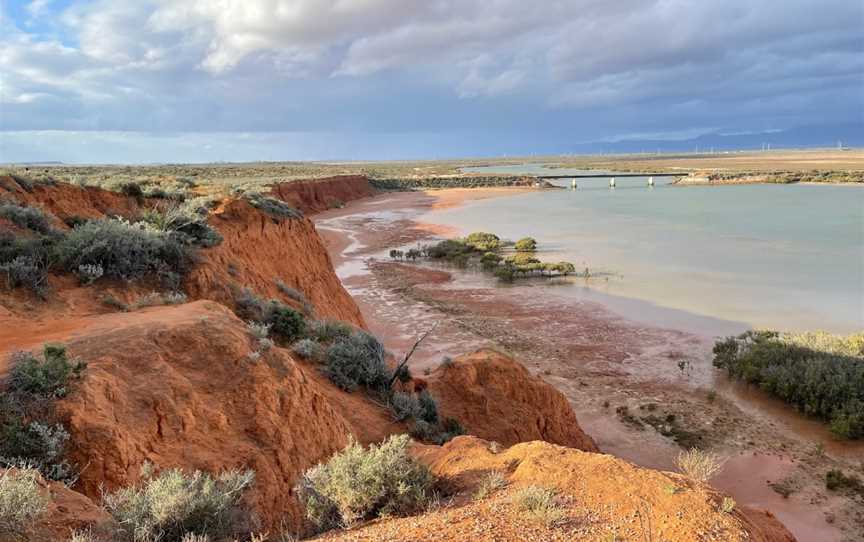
[
  {"left": 427, "top": 349, "right": 599, "bottom": 452},
  {"left": 268, "top": 175, "right": 377, "bottom": 214},
  {"left": 184, "top": 198, "right": 365, "bottom": 326},
  {"left": 53, "top": 301, "right": 373, "bottom": 531}
]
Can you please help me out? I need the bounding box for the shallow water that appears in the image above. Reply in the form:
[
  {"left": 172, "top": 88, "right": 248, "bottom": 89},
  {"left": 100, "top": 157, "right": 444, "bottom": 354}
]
[{"left": 433, "top": 166, "right": 864, "bottom": 333}]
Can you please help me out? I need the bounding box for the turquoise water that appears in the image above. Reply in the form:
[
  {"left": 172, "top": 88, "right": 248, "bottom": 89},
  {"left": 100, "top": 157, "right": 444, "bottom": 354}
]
[{"left": 426, "top": 167, "right": 864, "bottom": 333}]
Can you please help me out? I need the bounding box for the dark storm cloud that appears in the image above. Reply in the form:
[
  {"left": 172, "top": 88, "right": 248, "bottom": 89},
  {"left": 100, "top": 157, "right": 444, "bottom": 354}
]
[{"left": 1, "top": 0, "right": 861, "bottom": 161}]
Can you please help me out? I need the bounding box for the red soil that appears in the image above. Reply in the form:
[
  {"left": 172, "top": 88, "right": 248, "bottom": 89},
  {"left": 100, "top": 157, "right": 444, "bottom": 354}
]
[{"left": 428, "top": 349, "right": 599, "bottom": 452}]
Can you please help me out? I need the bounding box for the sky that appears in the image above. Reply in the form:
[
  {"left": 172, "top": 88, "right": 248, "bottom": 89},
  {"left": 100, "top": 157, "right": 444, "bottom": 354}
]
[{"left": 0, "top": 0, "right": 862, "bottom": 163}]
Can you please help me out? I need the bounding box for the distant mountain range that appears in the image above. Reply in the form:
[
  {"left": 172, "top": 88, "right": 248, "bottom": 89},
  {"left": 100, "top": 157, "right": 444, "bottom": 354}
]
[{"left": 572, "top": 123, "right": 863, "bottom": 154}]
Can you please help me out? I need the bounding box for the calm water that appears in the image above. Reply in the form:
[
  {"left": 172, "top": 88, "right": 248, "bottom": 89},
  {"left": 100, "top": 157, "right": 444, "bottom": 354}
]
[{"left": 426, "top": 166, "right": 864, "bottom": 333}]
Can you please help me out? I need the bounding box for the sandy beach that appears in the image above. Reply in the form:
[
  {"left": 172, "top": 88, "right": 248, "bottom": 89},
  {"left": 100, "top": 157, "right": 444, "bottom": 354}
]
[{"left": 315, "top": 187, "right": 863, "bottom": 542}]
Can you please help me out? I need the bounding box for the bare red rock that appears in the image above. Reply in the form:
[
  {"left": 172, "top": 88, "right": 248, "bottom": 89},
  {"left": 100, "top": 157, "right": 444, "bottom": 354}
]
[{"left": 427, "top": 349, "right": 599, "bottom": 452}]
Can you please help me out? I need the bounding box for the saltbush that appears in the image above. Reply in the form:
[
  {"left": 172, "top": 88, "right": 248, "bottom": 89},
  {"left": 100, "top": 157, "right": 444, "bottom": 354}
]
[
  {"left": 244, "top": 193, "right": 303, "bottom": 220},
  {"left": 0, "top": 468, "right": 48, "bottom": 535},
  {"left": 56, "top": 219, "right": 193, "bottom": 286},
  {"left": 297, "top": 434, "right": 434, "bottom": 530},
  {"left": 324, "top": 331, "right": 390, "bottom": 392},
  {"left": 713, "top": 330, "right": 864, "bottom": 438},
  {"left": 0, "top": 202, "right": 53, "bottom": 234},
  {"left": 292, "top": 338, "right": 324, "bottom": 361},
  {"left": 104, "top": 464, "right": 255, "bottom": 542}
]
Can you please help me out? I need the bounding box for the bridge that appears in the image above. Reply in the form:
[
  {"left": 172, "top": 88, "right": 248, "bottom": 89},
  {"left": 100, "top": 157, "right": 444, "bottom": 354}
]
[
  {"left": 534, "top": 172, "right": 683, "bottom": 179},
  {"left": 533, "top": 172, "right": 684, "bottom": 188}
]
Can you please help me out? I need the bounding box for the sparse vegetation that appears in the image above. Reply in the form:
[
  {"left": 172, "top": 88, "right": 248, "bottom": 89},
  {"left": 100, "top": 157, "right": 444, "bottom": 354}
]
[
  {"left": 103, "top": 463, "right": 255, "bottom": 542},
  {"left": 243, "top": 192, "right": 303, "bottom": 220},
  {"left": 675, "top": 448, "right": 726, "bottom": 482},
  {"left": 473, "top": 470, "right": 508, "bottom": 500},
  {"left": 512, "top": 485, "right": 565, "bottom": 527},
  {"left": 825, "top": 469, "right": 864, "bottom": 497},
  {"left": 720, "top": 496, "right": 736, "bottom": 513},
  {"left": 297, "top": 434, "right": 434, "bottom": 531},
  {"left": 713, "top": 330, "right": 864, "bottom": 438},
  {"left": 0, "top": 468, "right": 48, "bottom": 535}
]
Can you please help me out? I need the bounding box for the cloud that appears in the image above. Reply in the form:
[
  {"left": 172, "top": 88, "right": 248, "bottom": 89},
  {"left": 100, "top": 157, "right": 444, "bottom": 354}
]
[{"left": 0, "top": 0, "right": 861, "bottom": 157}]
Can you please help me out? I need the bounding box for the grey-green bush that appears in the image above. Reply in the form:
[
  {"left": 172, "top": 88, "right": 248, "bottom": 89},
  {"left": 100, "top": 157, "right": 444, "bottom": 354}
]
[
  {"left": 244, "top": 193, "right": 303, "bottom": 220},
  {"left": 0, "top": 468, "right": 48, "bottom": 535},
  {"left": 0, "top": 202, "right": 53, "bottom": 234},
  {"left": 297, "top": 434, "right": 434, "bottom": 530},
  {"left": 56, "top": 219, "right": 193, "bottom": 286},
  {"left": 103, "top": 464, "right": 255, "bottom": 542},
  {"left": 324, "top": 331, "right": 390, "bottom": 392}
]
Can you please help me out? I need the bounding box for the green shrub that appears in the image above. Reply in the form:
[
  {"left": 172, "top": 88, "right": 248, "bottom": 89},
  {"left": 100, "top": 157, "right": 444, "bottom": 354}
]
[
  {"left": 825, "top": 469, "right": 863, "bottom": 496},
  {"left": 56, "top": 219, "right": 194, "bottom": 287},
  {"left": 297, "top": 434, "right": 434, "bottom": 530},
  {"left": 324, "top": 331, "right": 390, "bottom": 392},
  {"left": 103, "top": 464, "right": 255, "bottom": 542},
  {"left": 9, "top": 344, "right": 86, "bottom": 398},
  {"left": 713, "top": 330, "right": 864, "bottom": 439},
  {"left": 119, "top": 182, "right": 144, "bottom": 202},
  {"left": 464, "top": 232, "right": 501, "bottom": 251},
  {"left": 0, "top": 468, "right": 48, "bottom": 535},
  {"left": 0, "top": 202, "right": 53, "bottom": 234},
  {"left": 506, "top": 252, "right": 540, "bottom": 267},
  {"left": 243, "top": 193, "right": 303, "bottom": 220},
  {"left": 409, "top": 416, "right": 464, "bottom": 445},
  {"left": 514, "top": 237, "right": 537, "bottom": 252},
  {"left": 8, "top": 345, "right": 84, "bottom": 397},
  {"left": 480, "top": 252, "right": 502, "bottom": 270},
  {"left": 417, "top": 390, "right": 439, "bottom": 424},
  {"left": 232, "top": 288, "right": 306, "bottom": 342},
  {"left": 266, "top": 304, "right": 306, "bottom": 343}
]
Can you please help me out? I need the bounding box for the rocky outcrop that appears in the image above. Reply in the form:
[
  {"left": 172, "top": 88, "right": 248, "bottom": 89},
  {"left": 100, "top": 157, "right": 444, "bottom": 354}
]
[
  {"left": 427, "top": 349, "right": 598, "bottom": 452},
  {"left": 269, "top": 175, "right": 376, "bottom": 214},
  {"left": 316, "top": 436, "right": 795, "bottom": 542},
  {"left": 185, "top": 198, "right": 365, "bottom": 326},
  {"left": 53, "top": 301, "right": 391, "bottom": 532}
]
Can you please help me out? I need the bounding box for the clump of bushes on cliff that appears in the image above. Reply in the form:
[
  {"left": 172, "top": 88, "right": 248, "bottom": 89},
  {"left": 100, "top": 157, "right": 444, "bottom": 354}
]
[
  {"left": 104, "top": 463, "right": 255, "bottom": 542},
  {"left": 713, "top": 330, "right": 864, "bottom": 439},
  {"left": 0, "top": 343, "right": 84, "bottom": 482},
  {"left": 0, "top": 468, "right": 48, "bottom": 536},
  {"left": 297, "top": 434, "right": 434, "bottom": 531},
  {"left": 243, "top": 192, "right": 303, "bottom": 220},
  {"left": 234, "top": 287, "right": 307, "bottom": 343},
  {"left": 0, "top": 202, "right": 54, "bottom": 234},
  {"left": 393, "top": 231, "right": 577, "bottom": 282},
  {"left": 0, "top": 200, "right": 221, "bottom": 295}
]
